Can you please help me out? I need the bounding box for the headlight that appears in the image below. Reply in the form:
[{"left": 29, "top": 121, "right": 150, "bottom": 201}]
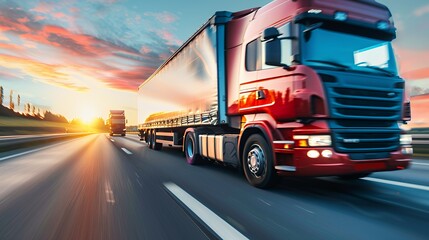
[
  {"left": 293, "top": 135, "right": 332, "bottom": 147},
  {"left": 400, "top": 134, "right": 412, "bottom": 145}
]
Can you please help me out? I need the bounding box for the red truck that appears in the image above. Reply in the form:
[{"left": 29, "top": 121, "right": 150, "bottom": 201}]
[{"left": 138, "top": 0, "right": 413, "bottom": 188}]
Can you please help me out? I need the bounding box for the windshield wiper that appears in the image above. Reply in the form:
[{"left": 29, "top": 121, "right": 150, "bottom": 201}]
[
  {"left": 355, "top": 62, "right": 395, "bottom": 77},
  {"left": 306, "top": 60, "right": 350, "bottom": 70}
]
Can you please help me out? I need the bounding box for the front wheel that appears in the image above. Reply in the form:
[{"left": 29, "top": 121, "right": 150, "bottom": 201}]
[{"left": 242, "top": 134, "right": 276, "bottom": 188}]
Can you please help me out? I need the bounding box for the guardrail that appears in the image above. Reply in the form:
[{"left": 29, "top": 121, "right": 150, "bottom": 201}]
[{"left": 0, "top": 133, "right": 89, "bottom": 152}]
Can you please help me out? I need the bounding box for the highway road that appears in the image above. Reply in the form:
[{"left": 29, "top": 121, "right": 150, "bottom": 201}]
[{"left": 0, "top": 134, "right": 428, "bottom": 240}]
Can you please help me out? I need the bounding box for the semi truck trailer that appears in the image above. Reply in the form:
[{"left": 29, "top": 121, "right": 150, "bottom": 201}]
[
  {"left": 138, "top": 0, "right": 413, "bottom": 188},
  {"left": 108, "top": 110, "right": 126, "bottom": 136}
]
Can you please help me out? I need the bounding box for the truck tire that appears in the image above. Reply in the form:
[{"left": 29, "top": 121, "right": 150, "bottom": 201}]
[
  {"left": 150, "top": 130, "right": 162, "bottom": 150},
  {"left": 148, "top": 130, "right": 154, "bottom": 149},
  {"left": 184, "top": 132, "right": 202, "bottom": 165},
  {"left": 338, "top": 173, "right": 371, "bottom": 180},
  {"left": 242, "top": 134, "right": 276, "bottom": 188}
]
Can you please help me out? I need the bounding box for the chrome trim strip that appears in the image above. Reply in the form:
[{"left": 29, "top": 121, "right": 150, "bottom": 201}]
[
  {"left": 275, "top": 166, "right": 296, "bottom": 171},
  {"left": 273, "top": 140, "right": 294, "bottom": 144}
]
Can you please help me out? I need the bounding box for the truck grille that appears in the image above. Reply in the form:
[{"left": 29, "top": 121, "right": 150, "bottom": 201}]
[
  {"left": 332, "top": 130, "right": 400, "bottom": 154},
  {"left": 330, "top": 87, "right": 402, "bottom": 120},
  {"left": 319, "top": 72, "right": 405, "bottom": 159}
]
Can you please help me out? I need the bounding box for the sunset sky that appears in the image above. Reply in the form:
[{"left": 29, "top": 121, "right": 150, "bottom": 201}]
[{"left": 0, "top": 0, "right": 428, "bottom": 127}]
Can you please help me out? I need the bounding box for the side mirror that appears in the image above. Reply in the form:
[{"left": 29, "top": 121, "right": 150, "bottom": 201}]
[
  {"left": 265, "top": 38, "right": 282, "bottom": 66},
  {"left": 262, "top": 26, "right": 295, "bottom": 69},
  {"left": 262, "top": 27, "right": 281, "bottom": 41}
]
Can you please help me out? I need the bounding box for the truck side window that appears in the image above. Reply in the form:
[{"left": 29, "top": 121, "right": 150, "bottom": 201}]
[{"left": 245, "top": 39, "right": 261, "bottom": 71}]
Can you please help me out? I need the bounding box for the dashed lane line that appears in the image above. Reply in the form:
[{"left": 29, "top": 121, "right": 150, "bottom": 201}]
[
  {"left": 164, "top": 182, "right": 248, "bottom": 240},
  {"left": 121, "top": 148, "right": 132, "bottom": 155}
]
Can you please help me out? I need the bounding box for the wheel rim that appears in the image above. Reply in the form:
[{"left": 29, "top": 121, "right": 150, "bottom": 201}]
[
  {"left": 247, "top": 144, "right": 265, "bottom": 178},
  {"left": 186, "top": 136, "right": 194, "bottom": 158}
]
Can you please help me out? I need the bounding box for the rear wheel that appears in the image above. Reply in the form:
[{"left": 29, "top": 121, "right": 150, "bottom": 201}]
[
  {"left": 149, "top": 130, "right": 162, "bottom": 150},
  {"left": 148, "top": 130, "right": 154, "bottom": 149},
  {"left": 184, "top": 132, "right": 202, "bottom": 165},
  {"left": 242, "top": 134, "right": 276, "bottom": 188}
]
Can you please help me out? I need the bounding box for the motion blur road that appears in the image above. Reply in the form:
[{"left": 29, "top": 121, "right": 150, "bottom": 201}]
[{"left": 0, "top": 134, "right": 428, "bottom": 240}]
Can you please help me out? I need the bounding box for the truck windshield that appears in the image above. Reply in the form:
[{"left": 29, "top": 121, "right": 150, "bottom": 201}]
[{"left": 300, "top": 26, "right": 398, "bottom": 76}]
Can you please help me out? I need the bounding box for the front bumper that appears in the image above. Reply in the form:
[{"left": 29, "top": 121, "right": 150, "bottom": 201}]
[{"left": 274, "top": 146, "right": 412, "bottom": 177}]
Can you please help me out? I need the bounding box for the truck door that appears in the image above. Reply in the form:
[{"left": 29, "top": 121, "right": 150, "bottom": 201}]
[{"left": 239, "top": 23, "right": 297, "bottom": 121}]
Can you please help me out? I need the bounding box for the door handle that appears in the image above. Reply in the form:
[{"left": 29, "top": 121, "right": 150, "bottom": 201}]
[{"left": 256, "top": 89, "right": 266, "bottom": 100}]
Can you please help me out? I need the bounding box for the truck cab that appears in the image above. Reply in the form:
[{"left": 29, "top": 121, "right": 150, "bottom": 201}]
[{"left": 231, "top": 0, "right": 412, "bottom": 183}]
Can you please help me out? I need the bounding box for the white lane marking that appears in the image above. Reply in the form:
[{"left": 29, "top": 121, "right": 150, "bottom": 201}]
[
  {"left": 363, "top": 177, "right": 429, "bottom": 192},
  {"left": 258, "top": 198, "right": 271, "bottom": 206},
  {"left": 295, "top": 205, "right": 314, "bottom": 214},
  {"left": 110, "top": 139, "right": 115, "bottom": 142},
  {"left": 413, "top": 162, "right": 429, "bottom": 166},
  {"left": 121, "top": 148, "right": 132, "bottom": 155},
  {"left": 105, "top": 181, "right": 115, "bottom": 204},
  {"left": 136, "top": 178, "right": 143, "bottom": 187},
  {"left": 0, "top": 139, "right": 75, "bottom": 162},
  {"left": 164, "top": 182, "right": 248, "bottom": 240}
]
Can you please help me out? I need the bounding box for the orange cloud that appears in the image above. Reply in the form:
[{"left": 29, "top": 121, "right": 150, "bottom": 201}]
[
  {"left": 0, "top": 5, "right": 177, "bottom": 92},
  {"left": 409, "top": 94, "right": 429, "bottom": 127},
  {"left": 402, "top": 68, "right": 429, "bottom": 80},
  {"left": 0, "top": 54, "right": 88, "bottom": 92},
  {"left": 395, "top": 47, "right": 429, "bottom": 78}
]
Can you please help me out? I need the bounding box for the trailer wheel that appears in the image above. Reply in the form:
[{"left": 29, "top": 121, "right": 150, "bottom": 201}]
[
  {"left": 148, "top": 130, "right": 154, "bottom": 149},
  {"left": 149, "top": 130, "right": 162, "bottom": 150},
  {"left": 184, "top": 132, "right": 202, "bottom": 165},
  {"left": 242, "top": 134, "right": 276, "bottom": 188}
]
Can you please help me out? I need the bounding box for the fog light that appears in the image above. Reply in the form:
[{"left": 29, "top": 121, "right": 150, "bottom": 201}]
[
  {"left": 401, "top": 147, "right": 413, "bottom": 155},
  {"left": 307, "top": 150, "right": 320, "bottom": 158},
  {"left": 321, "top": 150, "right": 333, "bottom": 158}
]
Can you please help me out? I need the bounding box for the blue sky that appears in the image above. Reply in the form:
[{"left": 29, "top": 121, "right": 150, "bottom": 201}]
[{"left": 0, "top": 0, "right": 428, "bottom": 125}]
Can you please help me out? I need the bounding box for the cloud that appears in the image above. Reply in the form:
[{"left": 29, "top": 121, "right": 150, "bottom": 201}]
[
  {"left": 402, "top": 68, "right": 429, "bottom": 80},
  {"left": 0, "top": 2, "right": 182, "bottom": 93},
  {"left": 144, "top": 11, "right": 178, "bottom": 24},
  {"left": 156, "top": 29, "right": 183, "bottom": 46},
  {"left": 414, "top": 4, "right": 429, "bottom": 17},
  {"left": 395, "top": 47, "right": 429, "bottom": 77},
  {"left": 0, "top": 54, "right": 89, "bottom": 92},
  {"left": 30, "top": 2, "right": 53, "bottom": 14},
  {"left": 409, "top": 94, "right": 429, "bottom": 127}
]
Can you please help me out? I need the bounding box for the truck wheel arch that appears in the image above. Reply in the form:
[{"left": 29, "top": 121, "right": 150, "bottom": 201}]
[{"left": 239, "top": 124, "right": 275, "bottom": 168}]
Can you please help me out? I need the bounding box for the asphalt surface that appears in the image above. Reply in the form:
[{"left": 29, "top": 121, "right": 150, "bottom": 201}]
[{"left": 0, "top": 133, "right": 428, "bottom": 240}]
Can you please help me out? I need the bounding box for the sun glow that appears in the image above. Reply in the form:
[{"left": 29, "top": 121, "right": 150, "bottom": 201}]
[{"left": 79, "top": 106, "right": 97, "bottom": 124}]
